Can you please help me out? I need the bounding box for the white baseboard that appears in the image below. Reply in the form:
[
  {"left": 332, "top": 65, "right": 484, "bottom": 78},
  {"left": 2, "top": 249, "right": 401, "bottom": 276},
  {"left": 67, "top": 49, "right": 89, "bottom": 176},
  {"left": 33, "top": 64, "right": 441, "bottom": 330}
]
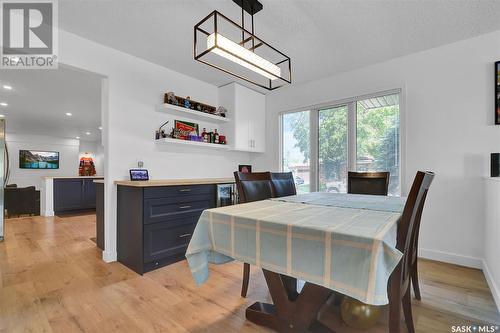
[
  {"left": 42, "top": 210, "right": 54, "bottom": 217},
  {"left": 102, "top": 251, "right": 117, "bottom": 263},
  {"left": 482, "top": 259, "right": 500, "bottom": 314},
  {"left": 418, "top": 248, "right": 483, "bottom": 269}
]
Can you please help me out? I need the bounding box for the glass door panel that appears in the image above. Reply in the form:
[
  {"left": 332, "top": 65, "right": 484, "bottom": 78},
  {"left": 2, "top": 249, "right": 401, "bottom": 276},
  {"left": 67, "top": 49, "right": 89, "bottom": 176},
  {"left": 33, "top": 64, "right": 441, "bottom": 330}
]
[
  {"left": 282, "top": 111, "right": 310, "bottom": 193},
  {"left": 356, "top": 93, "right": 400, "bottom": 195},
  {"left": 318, "top": 106, "right": 348, "bottom": 193}
]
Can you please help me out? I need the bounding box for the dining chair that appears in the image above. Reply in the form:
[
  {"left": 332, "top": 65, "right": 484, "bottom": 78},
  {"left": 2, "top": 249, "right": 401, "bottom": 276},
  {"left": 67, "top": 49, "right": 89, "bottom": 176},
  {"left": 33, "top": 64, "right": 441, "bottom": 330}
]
[
  {"left": 388, "top": 171, "right": 434, "bottom": 333},
  {"left": 347, "top": 171, "right": 390, "bottom": 196},
  {"left": 270, "top": 172, "right": 297, "bottom": 197},
  {"left": 409, "top": 181, "right": 431, "bottom": 301},
  {"left": 234, "top": 171, "right": 273, "bottom": 203},
  {"left": 233, "top": 171, "right": 273, "bottom": 298}
]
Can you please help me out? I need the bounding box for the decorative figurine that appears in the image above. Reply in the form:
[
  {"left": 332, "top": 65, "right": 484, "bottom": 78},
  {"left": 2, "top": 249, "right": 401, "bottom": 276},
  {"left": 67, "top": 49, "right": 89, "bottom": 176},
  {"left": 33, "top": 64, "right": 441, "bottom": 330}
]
[
  {"left": 184, "top": 96, "right": 191, "bottom": 109},
  {"left": 216, "top": 106, "right": 227, "bottom": 117},
  {"left": 166, "top": 92, "right": 177, "bottom": 105},
  {"left": 196, "top": 104, "right": 202, "bottom": 111}
]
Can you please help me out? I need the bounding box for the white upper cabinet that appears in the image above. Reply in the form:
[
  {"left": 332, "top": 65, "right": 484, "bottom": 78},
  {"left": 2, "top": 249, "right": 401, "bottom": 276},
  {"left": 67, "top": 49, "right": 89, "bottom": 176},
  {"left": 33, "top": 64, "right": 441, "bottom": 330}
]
[{"left": 218, "top": 83, "right": 266, "bottom": 153}]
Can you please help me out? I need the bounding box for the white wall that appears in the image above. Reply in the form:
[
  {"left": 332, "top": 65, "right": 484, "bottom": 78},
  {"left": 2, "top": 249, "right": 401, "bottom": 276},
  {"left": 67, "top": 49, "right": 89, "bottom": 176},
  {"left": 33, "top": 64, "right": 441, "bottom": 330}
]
[
  {"left": 58, "top": 31, "right": 251, "bottom": 262},
  {"left": 253, "top": 30, "right": 500, "bottom": 268},
  {"left": 6, "top": 133, "right": 79, "bottom": 189},
  {"left": 484, "top": 178, "right": 500, "bottom": 311}
]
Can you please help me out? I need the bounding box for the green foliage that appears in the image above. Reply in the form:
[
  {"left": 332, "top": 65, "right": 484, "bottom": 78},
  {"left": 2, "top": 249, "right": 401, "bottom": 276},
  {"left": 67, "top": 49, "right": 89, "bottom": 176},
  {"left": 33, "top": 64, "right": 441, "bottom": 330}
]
[
  {"left": 289, "top": 105, "right": 399, "bottom": 187},
  {"left": 318, "top": 107, "right": 348, "bottom": 180}
]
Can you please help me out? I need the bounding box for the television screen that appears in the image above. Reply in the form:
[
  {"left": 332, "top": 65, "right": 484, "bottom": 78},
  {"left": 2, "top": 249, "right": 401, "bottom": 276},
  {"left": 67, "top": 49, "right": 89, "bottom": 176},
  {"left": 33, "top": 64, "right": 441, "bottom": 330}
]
[{"left": 19, "top": 150, "right": 59, "bottom": 169}]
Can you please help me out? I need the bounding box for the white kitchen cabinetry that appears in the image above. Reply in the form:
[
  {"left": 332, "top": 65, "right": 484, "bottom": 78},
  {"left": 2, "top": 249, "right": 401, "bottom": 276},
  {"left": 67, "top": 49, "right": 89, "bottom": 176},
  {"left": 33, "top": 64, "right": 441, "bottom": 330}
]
[{"left": 218, "top": 83, "right": 266, "bottom": 153}]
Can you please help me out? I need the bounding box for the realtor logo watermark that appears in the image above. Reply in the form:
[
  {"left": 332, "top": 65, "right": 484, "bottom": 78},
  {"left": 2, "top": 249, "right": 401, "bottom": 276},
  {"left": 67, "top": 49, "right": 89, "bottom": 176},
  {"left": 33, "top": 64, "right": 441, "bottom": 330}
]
[
  {"left": 451, "top": 324, "right": 500, "bottom": 332},
  {"left": 1, "top": 0, "right": 58, "bottom": 69}
]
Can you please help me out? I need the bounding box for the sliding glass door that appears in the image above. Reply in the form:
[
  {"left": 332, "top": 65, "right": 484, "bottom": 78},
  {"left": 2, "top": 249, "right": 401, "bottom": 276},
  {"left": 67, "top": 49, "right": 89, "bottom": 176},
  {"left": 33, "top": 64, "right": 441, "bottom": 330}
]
[
  {"left": 280, "top": 90, "right": 401, "bottom": 195},
  {"left": 356, "top": 94, "right": 400, "bottom": 195},
  {"left": 281, "top": 110, "right": 310, "bottom": 193},
  {"left": 318, "top": 106, "right": 348, "bottom": 193}
]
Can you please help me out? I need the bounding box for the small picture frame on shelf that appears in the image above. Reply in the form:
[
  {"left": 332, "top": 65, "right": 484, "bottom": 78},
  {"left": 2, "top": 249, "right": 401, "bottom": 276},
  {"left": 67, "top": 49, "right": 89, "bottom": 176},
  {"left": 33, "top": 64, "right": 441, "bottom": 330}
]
[
  {"left": 174, "top": 120, "right": 199, "bottom": 140},
  {"left": 238, "top": 165, "right": 252, "bottom": 173}
]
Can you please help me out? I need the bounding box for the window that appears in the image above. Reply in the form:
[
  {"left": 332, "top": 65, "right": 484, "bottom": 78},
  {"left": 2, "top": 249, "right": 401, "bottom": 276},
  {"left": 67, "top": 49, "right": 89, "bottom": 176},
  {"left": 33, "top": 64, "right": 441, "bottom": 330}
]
[
  {"left": 318, "top": 106, "right": 348, "bottom": 193},
  {"left": 281, "top": 111, "right": 310, "bottom": 193},
  {"left": 280, "top": 91, "right": 401, "bottom": 196}
]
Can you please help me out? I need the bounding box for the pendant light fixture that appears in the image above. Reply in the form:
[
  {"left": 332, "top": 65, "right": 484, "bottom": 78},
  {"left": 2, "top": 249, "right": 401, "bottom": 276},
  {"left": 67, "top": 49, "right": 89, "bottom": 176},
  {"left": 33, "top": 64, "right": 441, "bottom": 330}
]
[{"left": 194, "top": 0, "right": 291, "bottom": 90}]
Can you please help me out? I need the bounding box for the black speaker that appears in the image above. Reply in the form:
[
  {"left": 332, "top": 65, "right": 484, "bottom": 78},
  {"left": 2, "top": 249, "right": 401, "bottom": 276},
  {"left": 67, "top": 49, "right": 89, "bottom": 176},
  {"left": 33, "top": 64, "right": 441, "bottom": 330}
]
[{"left": 492, "top": 153, "right": 500, "bottom": 177}]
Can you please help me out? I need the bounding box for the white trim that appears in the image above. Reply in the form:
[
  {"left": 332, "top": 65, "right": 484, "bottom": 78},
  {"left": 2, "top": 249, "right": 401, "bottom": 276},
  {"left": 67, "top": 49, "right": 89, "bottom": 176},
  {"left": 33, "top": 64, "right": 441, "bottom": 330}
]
[
  {"left": 418, "top": 248, "right": 483, "bottom": 269},
  {"left": 482, "top": 259, "right": 500, "bottom": 313},
  {"left": 347, "top": 102, "right": 357, "bottom": 172},
  {"left": 309, "top": 110, "right": 319, "bottom": 192},
  {"left": 102, "top": 250, "right": 117, "bottom": 263}
]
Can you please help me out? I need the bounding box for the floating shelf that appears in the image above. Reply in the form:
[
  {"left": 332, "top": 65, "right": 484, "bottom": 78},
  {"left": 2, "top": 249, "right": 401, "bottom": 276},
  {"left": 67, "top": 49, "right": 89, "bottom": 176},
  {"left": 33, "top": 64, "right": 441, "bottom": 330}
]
[
  {"left": 155, "top": 137, "right": 230, "bottom": 150},
  {"left": 156, "top": 103, "right": 230, "bottom": 123}
]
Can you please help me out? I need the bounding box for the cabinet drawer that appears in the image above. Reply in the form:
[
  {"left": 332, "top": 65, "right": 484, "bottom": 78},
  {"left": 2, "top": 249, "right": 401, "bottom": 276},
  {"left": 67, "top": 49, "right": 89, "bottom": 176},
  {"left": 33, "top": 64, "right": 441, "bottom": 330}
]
[
  {"left": 144, "top": 194, "right": 212, "bottom": 224},
  {"left": 144, "top": 185, "right": 215, "bottom": 199},
  {"left": 143, "top": 220, "right": 196, "bottom": 263}
]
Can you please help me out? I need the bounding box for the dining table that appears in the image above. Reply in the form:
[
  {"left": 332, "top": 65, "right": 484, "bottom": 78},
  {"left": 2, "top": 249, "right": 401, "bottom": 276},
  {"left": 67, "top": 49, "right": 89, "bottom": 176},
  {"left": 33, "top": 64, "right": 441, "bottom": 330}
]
[{"left": 185, "top": 192, "right": 407, "bottom": 333}]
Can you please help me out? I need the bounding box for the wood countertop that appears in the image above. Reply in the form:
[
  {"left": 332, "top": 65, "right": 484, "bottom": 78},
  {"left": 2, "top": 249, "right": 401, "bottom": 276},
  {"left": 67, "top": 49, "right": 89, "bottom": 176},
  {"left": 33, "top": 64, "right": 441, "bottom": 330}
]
[
  {"left": 115, "top": 178, "right": 234, "bottom": 187},
  {"left": 43, "top": 176, "right": 104, "bottom": 179}
]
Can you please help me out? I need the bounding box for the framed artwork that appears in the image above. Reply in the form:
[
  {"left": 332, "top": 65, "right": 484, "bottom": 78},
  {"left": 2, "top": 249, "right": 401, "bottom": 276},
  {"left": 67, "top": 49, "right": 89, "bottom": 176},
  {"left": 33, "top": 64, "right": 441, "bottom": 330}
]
[
  {"left": 174, "top": 120, "right": 199, "bottom": 139},
  {"left": 238, "top": 165, "right": 252, "bottom": 173},
  {"left": 496, "top": 61, "right": 500, "bottom": 125}
]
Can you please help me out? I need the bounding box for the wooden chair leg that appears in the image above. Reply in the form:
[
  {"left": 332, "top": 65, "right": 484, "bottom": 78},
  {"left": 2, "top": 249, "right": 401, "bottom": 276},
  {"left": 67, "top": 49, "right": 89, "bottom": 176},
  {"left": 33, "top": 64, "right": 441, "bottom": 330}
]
[
  {"left": 241, "top": 262, "right": 250, "bottom": 298},
  {"left": 412, "top": 261, "right": 422, "bottom": 301},
  {"left": 402, "top": 287, "right": 415, "bottom": 333},
  {"left": 388, "top": 271, "right": 401, "bottom": 333}
]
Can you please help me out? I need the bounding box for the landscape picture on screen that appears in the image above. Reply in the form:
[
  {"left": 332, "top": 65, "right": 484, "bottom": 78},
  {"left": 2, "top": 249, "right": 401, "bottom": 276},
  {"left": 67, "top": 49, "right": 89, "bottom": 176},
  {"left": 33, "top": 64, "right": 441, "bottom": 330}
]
[{"left": 19, "top": 150, "right": 59, "bottom": 169}]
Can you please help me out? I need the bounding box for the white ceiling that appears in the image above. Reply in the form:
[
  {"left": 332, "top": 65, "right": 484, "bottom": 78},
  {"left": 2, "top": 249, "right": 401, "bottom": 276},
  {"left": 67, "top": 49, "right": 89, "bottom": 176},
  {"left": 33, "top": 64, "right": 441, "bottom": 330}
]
[
  {"left": 0, "top": 66, "right": 102, "bottom": 141},
  {"left": 59, "top": 0, "right": 500, "bottom": 89}
]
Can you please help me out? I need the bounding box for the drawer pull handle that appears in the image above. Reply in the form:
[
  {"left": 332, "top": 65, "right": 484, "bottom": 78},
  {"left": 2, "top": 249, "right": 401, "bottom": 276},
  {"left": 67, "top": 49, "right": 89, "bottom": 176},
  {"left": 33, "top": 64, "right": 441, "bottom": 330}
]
[
  {"left": 179, "top": 189, "right": 191, "bottom": 192},
  {"left": 179, "top": 205, "right": 191, "bottom": 209},
  {"left": 179, "top": 233, "right": 192, "bottom": 238}
]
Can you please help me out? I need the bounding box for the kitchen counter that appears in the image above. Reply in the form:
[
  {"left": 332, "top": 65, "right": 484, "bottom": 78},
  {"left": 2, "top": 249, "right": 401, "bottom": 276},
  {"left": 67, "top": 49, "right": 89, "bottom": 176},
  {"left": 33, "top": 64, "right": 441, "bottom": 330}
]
[
  {"left": 115, "top": 178, "right": 234, "bottom": 187},
  {"left": 41, "top": 176, "right": 103, "bottom": 216},
  {"left": 94, "top": 179, "right": 105, "bottom": 184},
  {"left": 43, "top": 176, "right": 104, "bottom": 179}
]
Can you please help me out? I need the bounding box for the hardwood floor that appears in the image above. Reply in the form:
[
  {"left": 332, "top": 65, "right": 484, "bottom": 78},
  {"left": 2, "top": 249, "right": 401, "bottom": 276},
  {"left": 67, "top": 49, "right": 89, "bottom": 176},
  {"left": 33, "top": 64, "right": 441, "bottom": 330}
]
[{"left": 0, "top": 214, "right": 498, "bottom": 333}]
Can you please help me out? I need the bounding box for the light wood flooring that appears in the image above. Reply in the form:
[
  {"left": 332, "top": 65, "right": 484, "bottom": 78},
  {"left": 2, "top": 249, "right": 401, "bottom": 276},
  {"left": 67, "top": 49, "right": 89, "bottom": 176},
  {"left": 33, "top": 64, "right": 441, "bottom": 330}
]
[{"left": 0, "top": 214, "right": 498, "bottom": 332}]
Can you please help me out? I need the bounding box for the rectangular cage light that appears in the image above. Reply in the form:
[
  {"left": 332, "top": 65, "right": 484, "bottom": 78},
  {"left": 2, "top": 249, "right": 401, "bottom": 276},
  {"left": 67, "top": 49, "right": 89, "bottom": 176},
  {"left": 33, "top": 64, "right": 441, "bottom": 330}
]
[{"left": 194, "top": 11, "right": 291, "bottom": 91}]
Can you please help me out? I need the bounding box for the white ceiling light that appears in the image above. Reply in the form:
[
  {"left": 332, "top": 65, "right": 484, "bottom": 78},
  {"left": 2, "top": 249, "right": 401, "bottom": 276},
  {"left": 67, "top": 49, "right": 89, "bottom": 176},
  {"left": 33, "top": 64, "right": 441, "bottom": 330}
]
[
  {"left": 206, "top": 33, "right": 280, "bottom": 81},
  {"left": 65, "top": 112, "right": 73, "bottom": 116},
  {"left": 0, "top": 115, "right": 4, "bottom": 118},
  {"left": 194, "top": 0, "right": 291, "bottom": 90},
  {"left": 85, "top": 131, "right": 91, "bottom": 135},
  {"left": 0, "top": 102, "right": 7, "bottom": 107},
  {"left": 75, "top": 136, "right": 80, "bottom": 139},
  {"left": 98, "top": 126, "right": 102, "bottom": 130},
  {"left": 2, "top": 85, "right": 12, "bottom": 90}
]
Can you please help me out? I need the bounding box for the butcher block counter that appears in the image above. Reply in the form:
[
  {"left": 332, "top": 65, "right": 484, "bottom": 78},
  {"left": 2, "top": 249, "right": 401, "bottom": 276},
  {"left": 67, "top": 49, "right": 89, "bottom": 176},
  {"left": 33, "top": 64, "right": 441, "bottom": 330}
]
[{"left": 114, "top": 178, "right": 234, "bottom": 187}]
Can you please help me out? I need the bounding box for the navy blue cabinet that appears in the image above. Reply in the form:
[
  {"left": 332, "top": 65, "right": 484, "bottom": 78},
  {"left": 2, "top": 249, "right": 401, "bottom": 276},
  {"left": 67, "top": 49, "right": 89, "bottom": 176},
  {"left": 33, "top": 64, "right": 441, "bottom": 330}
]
[
  {"left": 54, "top": 178, "right": 101, "bottom": 214},
  {"left": 117, "top": 184, "right": 216, "bottom": 274}
]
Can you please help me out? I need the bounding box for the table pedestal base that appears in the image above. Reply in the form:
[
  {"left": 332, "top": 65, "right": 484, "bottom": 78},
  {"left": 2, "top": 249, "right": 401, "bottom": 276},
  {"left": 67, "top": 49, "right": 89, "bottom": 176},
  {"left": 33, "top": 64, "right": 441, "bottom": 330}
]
[{"left": 246, "top": 269, "right": 335, "bottom": 333}]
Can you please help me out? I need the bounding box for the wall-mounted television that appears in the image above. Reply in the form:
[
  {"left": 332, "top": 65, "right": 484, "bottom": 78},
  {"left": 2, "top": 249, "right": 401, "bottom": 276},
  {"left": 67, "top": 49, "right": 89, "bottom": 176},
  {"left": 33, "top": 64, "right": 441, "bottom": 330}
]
[{"left": 19, "top": 150, "right": 59, "bottom": 169}]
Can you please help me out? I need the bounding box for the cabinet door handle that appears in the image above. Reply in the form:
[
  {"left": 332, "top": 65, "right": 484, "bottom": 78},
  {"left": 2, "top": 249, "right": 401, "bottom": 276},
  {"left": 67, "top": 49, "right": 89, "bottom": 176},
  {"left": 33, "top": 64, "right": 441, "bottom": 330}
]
[
  {"left": 179, "top": 233, "right": 192, "bottom": 238},
  {"left": 179, "top": 205, "right": 191, "bottom": 209},
  {"left": 179, "top": 189, "right": 191, "bottom": 192}
]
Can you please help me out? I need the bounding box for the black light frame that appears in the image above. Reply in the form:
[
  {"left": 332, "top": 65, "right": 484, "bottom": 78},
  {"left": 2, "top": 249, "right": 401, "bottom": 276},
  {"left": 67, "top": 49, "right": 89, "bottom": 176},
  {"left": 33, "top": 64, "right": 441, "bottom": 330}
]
[{"left": 194, "top": 10, "right": 292, "bottom": 91}]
